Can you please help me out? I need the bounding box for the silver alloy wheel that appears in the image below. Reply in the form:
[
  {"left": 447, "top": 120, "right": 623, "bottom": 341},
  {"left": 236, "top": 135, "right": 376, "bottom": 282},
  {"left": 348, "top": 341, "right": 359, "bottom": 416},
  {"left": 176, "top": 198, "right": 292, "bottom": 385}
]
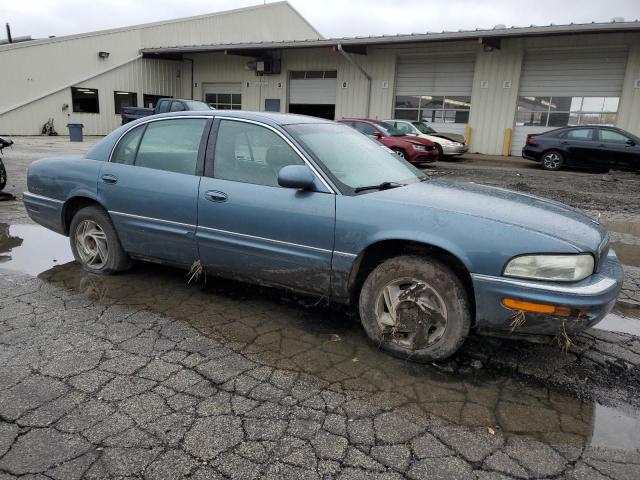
[
  {"left": 394, "top": 149, "right": 406, "bottom": 159},
  {"left": 75, "top": 220, "right": 109, "bottom": 269},
  {"left": 374, "top": 277, "right": 448, "bottom": 350},
  {"left": 542, "top": 152, "right": 561, "bottom": 169}
]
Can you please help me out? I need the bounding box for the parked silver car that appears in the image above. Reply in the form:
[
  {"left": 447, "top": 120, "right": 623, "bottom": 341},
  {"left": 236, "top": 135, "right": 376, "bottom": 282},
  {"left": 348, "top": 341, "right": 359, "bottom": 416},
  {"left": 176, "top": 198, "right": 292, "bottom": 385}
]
[{"left": 385, "top": 120, "right": 468, "bottom": 157}]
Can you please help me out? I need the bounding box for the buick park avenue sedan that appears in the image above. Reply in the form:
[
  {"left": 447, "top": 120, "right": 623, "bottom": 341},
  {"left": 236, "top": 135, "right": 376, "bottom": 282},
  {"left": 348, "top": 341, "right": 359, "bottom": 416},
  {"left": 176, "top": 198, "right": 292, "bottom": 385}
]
[{"left": 24, "top": 111, "right": 623, "bottom": 361}]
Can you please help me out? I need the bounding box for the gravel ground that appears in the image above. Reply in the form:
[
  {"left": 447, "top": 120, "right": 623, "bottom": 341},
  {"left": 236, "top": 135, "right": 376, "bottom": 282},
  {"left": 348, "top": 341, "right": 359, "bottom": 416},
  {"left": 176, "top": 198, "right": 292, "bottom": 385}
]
[{"left": 0, "top": 137, "right": 639, "bottom": 479}]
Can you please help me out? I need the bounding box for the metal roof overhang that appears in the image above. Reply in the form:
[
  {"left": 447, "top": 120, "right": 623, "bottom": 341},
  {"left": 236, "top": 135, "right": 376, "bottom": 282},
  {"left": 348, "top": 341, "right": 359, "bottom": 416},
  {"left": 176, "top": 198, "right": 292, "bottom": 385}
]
[{"left": 140, "top": 21, "right": 640, "bottom": 59}]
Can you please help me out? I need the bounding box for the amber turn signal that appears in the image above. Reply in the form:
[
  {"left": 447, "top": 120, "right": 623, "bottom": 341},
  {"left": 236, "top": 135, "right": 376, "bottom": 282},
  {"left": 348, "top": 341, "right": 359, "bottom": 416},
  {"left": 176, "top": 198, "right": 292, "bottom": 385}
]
[{"left": 502, "top": 298, "right": 572, "bottom": 317}]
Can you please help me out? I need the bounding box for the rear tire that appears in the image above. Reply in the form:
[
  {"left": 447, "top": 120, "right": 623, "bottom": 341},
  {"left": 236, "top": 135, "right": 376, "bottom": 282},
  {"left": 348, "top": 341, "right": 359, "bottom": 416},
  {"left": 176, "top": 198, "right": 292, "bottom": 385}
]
[
  {"left": 0, "top": 161, "right": 6, "bottom": 191},
  {"left": 358, "top": 255, "right": 471, "bottom": 362},
  {"left": 541, "top": 150, "right": 563, "bottom": 171},
  {"left": 435, "top": 143, "right": 444, "bottom": 160},
  {"left": 69, "top": 205, "right": 131, "bottom": 275}
]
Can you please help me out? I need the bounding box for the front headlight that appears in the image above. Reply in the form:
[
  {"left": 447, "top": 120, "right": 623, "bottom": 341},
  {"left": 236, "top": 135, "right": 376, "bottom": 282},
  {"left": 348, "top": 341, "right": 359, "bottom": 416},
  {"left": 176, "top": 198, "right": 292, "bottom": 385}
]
[
  {"left": 412, "top": 144, "right": 427, "bottom": 151},
  {"left": 503, "top": 254, "right": 594, "bottom": 282}
]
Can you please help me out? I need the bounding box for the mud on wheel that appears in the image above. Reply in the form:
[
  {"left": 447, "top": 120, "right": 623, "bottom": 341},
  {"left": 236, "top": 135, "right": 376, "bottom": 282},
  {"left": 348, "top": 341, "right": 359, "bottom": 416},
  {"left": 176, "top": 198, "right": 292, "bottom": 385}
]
[
  {"left": 359, "top": 255, "right": 471, "bottom": 362},
  {"left": 69, "top": 205, "right": 131, "bottom": 274}
]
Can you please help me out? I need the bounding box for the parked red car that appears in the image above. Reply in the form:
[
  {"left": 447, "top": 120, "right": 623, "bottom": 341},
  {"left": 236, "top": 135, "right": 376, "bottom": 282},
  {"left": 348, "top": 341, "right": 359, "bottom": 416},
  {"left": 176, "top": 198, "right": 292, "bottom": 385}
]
[{"left": 338, "top": 118, "right": 439, "bottom": 164}]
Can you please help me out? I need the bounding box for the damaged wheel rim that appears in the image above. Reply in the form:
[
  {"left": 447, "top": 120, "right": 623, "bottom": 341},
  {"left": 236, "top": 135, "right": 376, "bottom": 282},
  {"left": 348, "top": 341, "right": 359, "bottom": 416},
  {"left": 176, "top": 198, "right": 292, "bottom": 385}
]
[
  {"left": 374, "top": 277, "right": 448, "bottom": 350},
  {"left": 75, "top": 220, "right": 109, "bottom": 269}
]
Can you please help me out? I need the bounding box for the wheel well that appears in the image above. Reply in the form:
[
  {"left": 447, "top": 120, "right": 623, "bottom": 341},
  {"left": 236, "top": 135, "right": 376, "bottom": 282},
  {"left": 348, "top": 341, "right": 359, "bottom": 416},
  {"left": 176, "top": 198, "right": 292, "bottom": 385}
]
[
  {"left": 62, "top": 197, "right": 102, "bottom": 235},
  {"left": 348, "top": 240, "right": 475, "bottom": 321}
]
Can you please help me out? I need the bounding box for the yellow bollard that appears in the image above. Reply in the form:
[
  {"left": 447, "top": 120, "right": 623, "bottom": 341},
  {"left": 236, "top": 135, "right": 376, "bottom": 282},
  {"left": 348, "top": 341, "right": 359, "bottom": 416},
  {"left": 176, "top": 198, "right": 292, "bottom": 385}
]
[
  {"left": 502, "top": 128, "right": 512, "bottom": 157},
  {"left": 465, "top": 126, "right": 472, "bottom": 146}
]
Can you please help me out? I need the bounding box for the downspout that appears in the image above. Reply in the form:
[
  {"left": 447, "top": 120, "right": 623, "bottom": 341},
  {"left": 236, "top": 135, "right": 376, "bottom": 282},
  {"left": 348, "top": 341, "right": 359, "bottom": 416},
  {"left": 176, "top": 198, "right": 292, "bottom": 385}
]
[
  {"left": 183, "top": 57, "right": 194, "bottom": 100},
  {"left": 336, "top": 43, "right": 371, "bottom": 118}
]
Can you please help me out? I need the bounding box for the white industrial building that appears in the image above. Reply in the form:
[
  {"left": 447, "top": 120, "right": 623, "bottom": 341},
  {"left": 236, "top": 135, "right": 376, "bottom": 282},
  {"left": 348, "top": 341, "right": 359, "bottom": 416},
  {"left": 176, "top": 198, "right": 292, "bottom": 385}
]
[{"left": 1, "top": 1, "right": 639, "bottom": 155}]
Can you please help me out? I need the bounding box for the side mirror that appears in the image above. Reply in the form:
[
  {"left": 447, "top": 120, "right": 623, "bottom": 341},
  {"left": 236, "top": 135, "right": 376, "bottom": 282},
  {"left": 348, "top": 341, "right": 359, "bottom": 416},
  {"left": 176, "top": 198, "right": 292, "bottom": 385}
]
[
  {"left": 278, "top": 165, "right": 315, "bottom": 190},
  {"left": 626, "top": 139, "right": 635, "bottom": 146},
  {"left": 372, "top": 131, "right": 383, "bottom": 139}
]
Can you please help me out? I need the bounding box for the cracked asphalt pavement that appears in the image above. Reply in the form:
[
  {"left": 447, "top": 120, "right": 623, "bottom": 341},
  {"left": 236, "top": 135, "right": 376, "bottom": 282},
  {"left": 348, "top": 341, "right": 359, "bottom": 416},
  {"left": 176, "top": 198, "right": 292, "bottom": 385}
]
[{"left": 0, "top": 137, "right": 639, "bottom": 479}]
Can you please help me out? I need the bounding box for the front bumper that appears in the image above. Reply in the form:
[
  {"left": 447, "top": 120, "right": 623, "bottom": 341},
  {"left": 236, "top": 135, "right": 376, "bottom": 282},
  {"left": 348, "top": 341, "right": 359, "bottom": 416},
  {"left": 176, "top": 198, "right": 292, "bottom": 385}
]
[
  {"left": 442, "top": 144, "right": 468, "bottom": 156},
  {"left": 471, "top": 250, "right": 624, "bottom": 336}
]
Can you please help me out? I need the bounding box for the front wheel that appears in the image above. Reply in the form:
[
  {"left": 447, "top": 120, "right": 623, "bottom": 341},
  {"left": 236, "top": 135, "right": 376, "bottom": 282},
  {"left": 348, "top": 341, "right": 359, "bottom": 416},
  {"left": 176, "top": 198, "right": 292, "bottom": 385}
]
[
  {"left": 69, "top": 206, "right": 131, "bottom": 275},
  {"left": 541, "top": 150, "right": 563, "bottom": 171},
  {"left": 391, "top": 148, "right": 407, "bottom": 160},
  {"left": 0, "top": 160, "right": 6, "bottom": 191},
  {"left": 358, "top": 255, "right": 471, "bottom": 362}
]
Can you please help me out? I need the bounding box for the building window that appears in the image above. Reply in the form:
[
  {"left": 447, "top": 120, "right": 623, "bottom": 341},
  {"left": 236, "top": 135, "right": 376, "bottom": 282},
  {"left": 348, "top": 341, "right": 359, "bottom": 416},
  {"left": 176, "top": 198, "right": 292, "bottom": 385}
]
[
  {"left": 394, "top": 95, "right": 470, "bottom": 123},
  {"left": 71, "top": 87, "right": 99, "bottom": 113},
  {"left": 516, "top": 96, "right": 620, "bottom": 127},
  {"left": 143, "top": 94, "right": 172, "bottom": 109},
  {"left": 113, "top": 91, "right": 137, "bottom": 114},
  {"left": 205, "top": 93, "right": 241, "bottom": 110}
]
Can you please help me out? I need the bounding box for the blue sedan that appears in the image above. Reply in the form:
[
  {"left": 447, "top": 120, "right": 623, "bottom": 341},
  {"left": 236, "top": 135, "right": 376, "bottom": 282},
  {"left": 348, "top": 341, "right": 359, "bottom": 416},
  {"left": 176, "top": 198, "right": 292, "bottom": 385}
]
[{"left": 24, "top": 111, "right": 623, "bottom": 361}]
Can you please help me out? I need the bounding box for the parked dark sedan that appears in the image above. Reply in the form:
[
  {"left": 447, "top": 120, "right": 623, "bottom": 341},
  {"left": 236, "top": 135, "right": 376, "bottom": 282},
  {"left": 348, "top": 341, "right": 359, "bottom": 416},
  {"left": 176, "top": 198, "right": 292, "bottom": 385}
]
[
  {"left": 522, "top": 126, "right": 640, "bottom": 171},
  {"left": 24, "top": 111, "right": 622, "bottom": 361}
]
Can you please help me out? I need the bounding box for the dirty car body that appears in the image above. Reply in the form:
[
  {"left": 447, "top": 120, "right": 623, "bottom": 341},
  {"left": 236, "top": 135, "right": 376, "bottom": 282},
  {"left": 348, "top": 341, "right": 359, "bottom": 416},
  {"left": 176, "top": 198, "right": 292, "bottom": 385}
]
[{"left": 24, "top": 111, "right": 623, "bottom": 360}]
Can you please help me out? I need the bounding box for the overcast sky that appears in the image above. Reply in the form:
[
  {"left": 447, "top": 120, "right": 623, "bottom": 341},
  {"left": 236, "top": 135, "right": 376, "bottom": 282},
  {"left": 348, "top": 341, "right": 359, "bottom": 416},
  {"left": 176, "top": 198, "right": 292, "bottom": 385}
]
[{"left": 2, "top": 0, "right": 639, "bottom": 40}]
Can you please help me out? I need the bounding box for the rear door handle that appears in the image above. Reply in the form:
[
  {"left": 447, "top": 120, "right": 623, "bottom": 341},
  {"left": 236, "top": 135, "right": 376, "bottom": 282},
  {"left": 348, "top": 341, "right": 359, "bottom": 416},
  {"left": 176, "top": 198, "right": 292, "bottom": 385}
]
[
  {"left": 205, "top": 190, "right": 228, "bottom": 202},
  {"left": 101, "top": 174, "right": 118, "bottom": 184}
]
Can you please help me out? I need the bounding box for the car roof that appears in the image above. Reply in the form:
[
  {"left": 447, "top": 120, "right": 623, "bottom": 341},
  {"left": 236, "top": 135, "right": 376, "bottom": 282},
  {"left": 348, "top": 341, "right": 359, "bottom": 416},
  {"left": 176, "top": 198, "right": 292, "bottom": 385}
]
[{"left": 151, "top": 110, "right": 335, "bottom": 126}]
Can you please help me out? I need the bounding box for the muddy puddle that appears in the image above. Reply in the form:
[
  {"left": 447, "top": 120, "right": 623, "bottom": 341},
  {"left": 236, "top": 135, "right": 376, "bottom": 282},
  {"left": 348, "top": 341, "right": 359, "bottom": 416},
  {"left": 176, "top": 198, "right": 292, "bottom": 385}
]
[
  {"left": 604, "top": 219, "right": 640, "bottom": 268},
  {"left": 2, "top": 223, "right": 640, "bottom": 452}
]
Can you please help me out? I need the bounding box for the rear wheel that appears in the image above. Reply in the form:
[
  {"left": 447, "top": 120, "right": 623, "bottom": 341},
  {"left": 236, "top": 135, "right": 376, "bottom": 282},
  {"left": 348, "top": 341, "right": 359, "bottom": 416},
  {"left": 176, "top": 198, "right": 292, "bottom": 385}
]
[
  {"left": 541, "top": 150, "right": 563, "bottom": 171},
  {"left": 358, "top": 255, "right": 471, "bottom": 362},
  {"left": 0, "top": 161, "right": 6, "bottom": 191},
  {"left": 69, "top": 206, "right": 131, "bottom": 275},
  {"left": 392, "top": 148, "right": 407, "bottom": 160},
  {"left": 435, "top": 143, "right": 444, "bottom": 159}
]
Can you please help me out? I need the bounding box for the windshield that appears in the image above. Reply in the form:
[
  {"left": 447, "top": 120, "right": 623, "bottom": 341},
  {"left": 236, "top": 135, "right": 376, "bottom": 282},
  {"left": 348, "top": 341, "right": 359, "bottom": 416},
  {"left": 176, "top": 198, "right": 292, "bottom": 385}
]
[
  {"left": 183, "top": 100, "right": 212, "bottom": 110},
  {"left": 413, "top": 122, "right": 436, "bottom": 134},
  {"left": 287, "top": 123, "right": 426, "bottom": 192},
  {"left": 379, "top": 122, "right": 405, "bottom": 136}
]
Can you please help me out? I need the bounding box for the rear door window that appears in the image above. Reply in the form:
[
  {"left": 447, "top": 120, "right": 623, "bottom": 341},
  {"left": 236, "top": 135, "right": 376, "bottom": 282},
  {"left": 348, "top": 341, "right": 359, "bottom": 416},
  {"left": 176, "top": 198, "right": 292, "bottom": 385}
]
[
  {"left": 134, "top": 119, "right": 207, "bottom": 175},
  {"left": 170, "top": 102, "right": 186, "bottom": 112},
  {"left": 112, "top": 126, "right": 144, "bottom": 165},
  {"left": 353, "top": 122, "right": 378, "bottom": 136},
  {"left": 566, "top": 129, "right": 594, "bottom": 141}
]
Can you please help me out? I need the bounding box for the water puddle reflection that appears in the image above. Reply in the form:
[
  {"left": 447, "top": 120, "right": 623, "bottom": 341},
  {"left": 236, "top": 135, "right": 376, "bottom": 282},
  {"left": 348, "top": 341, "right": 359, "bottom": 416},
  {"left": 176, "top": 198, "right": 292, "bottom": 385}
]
[{"left": 2, "top": 223, "right": 640, "bottom": 453}]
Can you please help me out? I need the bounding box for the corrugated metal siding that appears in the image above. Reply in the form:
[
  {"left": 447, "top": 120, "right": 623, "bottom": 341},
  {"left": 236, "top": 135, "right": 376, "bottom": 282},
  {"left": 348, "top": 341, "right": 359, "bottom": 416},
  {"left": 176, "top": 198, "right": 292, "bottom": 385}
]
[
  {"left": 0, "top": 58, "right": 182, "bottom": 135},
  {"left": 0, "top": 2, "right": 319, "bottom": 135},
  {"left": 289, "top": 78, "right": 337, "bottom": 104},
  {"left": 468, "top": 40, "right": 524, "bottom": 155},
  {"left": 395, "top": 54, "right": 475, "bottom": 96},
  {"left": 519, "top": 48, "right": 628, "bottom": 96},
  {"left": 616, "top": 42, "right": 640, "bottom": 138}
]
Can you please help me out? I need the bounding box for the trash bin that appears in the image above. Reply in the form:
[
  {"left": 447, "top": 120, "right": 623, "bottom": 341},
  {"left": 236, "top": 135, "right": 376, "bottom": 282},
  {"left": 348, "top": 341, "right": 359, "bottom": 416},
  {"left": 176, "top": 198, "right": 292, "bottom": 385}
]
[{"left": 67, "top": 123, "right": 84, "bottom": 142}]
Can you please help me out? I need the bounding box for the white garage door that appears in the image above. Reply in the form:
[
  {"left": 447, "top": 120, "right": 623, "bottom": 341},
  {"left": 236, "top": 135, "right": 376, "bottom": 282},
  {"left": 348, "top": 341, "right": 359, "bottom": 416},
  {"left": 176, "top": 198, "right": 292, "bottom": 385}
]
[
  {"left": 511, "top": 48, "right": 628, "bottom": 151},
  {"left": 289, "top": 71, "right": 337, "bottom": 105},
  {"left": 394, "top": 53, "right": 475, "bottom": 136},
  {"left": 202, "top": 82, "right": 242, "bottom": 110}
]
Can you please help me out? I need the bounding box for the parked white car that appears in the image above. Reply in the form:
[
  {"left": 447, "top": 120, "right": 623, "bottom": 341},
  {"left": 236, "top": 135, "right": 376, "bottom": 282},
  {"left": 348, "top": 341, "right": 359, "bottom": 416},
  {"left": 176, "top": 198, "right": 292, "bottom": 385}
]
[{"left": 384, "top": 120, "right": 468, "bottom": 158}]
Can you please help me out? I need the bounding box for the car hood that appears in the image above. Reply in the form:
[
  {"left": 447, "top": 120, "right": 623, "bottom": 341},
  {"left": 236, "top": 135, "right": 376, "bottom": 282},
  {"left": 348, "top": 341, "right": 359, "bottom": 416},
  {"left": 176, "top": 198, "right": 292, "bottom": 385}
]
[
  {"left": 429, "top": 132, "right": 466, "bottom": 143},
  {"left": 371, "top": 180, "right": 606, "bottom": 252},
  {"left": 396, "top": 135, "right": 433, "bottom": 146}
]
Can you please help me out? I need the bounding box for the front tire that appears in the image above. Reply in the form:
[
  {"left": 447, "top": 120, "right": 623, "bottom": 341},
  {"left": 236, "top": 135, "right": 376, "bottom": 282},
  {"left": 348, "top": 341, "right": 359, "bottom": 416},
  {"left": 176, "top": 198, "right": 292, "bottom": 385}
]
[
  {"left": 541, "top": 150, "right": 563, "bottom": 171},
  {"left": 392, "top": 148, "right": 407, "bottom": 160},
  {"left": 358, "top": 255, "right": 471, "bottom": 362},
  {"left": 69, "top": 206, "right": 131, "bottom": 275}
]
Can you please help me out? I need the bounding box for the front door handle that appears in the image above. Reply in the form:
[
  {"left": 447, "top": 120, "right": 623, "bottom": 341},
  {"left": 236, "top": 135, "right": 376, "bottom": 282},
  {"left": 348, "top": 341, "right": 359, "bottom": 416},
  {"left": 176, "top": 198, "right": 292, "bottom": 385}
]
[
  {"left": 205, "top": 190, "right": 228, "bottom": 202},
  {"left": 101, "top": 174, "right": 118, "bottom": 184}
]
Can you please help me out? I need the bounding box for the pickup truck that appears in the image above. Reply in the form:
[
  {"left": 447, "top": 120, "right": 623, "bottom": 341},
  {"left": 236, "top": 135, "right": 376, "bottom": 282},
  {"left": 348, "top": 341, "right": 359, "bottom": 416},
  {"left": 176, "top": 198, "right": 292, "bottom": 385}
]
[{"left": 121, "top": 98, "right": 212, "bottom": 125}]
